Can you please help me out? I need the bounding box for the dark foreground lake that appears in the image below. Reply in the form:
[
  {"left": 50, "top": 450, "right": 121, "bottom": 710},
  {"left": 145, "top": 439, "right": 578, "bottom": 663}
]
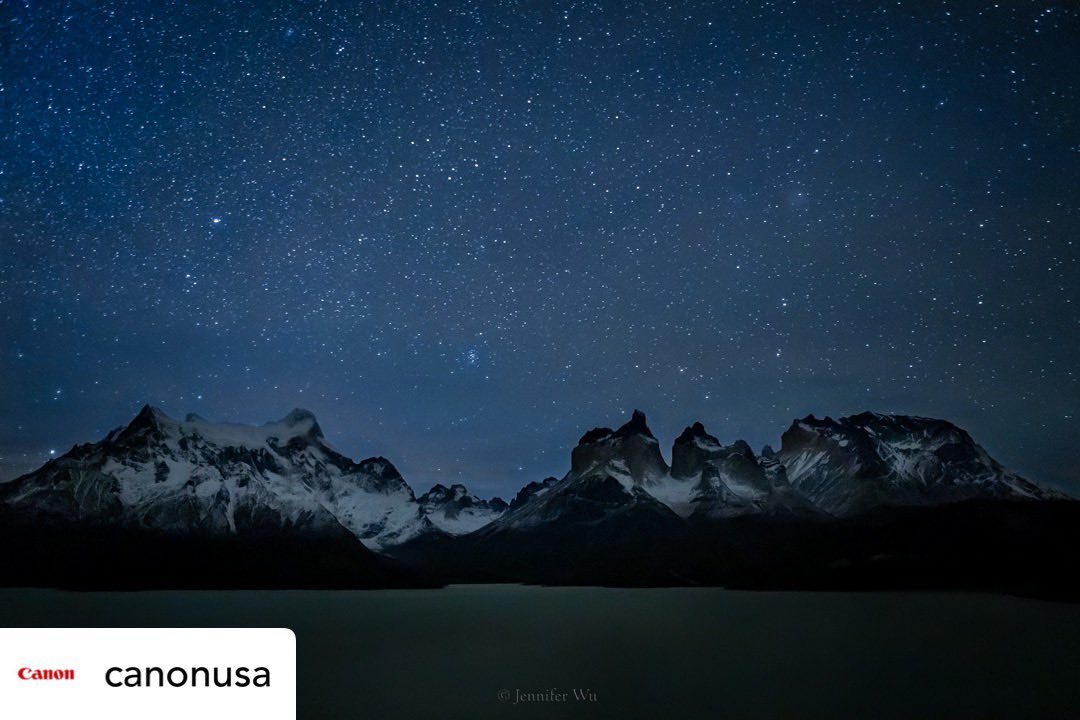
[{"left": 2, "top": 586, "right": 1079, "bottom": 720}]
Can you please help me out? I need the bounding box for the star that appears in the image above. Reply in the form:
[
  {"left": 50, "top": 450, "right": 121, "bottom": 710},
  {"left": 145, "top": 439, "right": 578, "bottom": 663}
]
[{"left": 0, "top": 0, "right": 1075, "bottom": 493}]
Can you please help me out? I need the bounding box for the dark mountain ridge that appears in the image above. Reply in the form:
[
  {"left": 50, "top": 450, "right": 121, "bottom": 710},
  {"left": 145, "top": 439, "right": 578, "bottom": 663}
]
[{"left": 2, "top": 406, "right": 1075, "bottom": 597}]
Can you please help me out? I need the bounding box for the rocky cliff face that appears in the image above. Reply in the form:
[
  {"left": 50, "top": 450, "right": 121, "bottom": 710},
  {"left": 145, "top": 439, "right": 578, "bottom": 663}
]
[
  {"left": 2, "top": 406, "right": 1062, "bottom": 555},
  {"left": 486, "top": 410, "right": 815, "bottom": 534},
  {"left": 482, "top": 411, "right": 681, "bottom": 534},
  {"left": 659, "top": 422, "right": 813, "bottom": 518},
  {"left": 0, "top": 406, "right": 439, "bottom": 550},
  {"left": 2, "top": 405, "right": 1073, "bottom": 594},
  {"left": 777, "top": 412, "right": 1055, "bottom": 515},
  {"left": 416, "top": 483, "right": 508, "bottom": 535},
  {"left": 569, "top": 409, "right": 670, "bottom": 486}
]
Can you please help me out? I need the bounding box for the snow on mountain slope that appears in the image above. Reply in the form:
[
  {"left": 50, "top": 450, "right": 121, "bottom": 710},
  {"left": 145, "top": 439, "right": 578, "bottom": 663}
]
[
  {"left": 416, "top": 483, "right": 508, "bottom": 535},
  {"left": 569, "top": 409, "right": 670, "bottom": 488},
  {"left": 508, "top": 476, "right": 559, "bottom": 511},
  {"left": 659, "top": 422, "right": 814, "bottom": 518},
  {"left": 3, "top": 406, "right": 1061, "bottom": 553},
  {"left": 482, "top": 411, "right": 680, "bottom": 533},
  {"left": 484, "top": 410, "right": 809, "bottom": 534},
  {"left": 485, "top": 408, "right": 1056, "bottom": 536},
  {"left": 777, "top": 412, "right": 1057, "bottom": 515},
  {"left": 0, "top": 406, "right": 441, "bottom": 550}
]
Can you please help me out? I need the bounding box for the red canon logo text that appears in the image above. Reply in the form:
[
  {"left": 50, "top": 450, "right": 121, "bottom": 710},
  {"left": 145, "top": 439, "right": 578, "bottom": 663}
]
[{"left": 18, "top": 667, "right": 76, "bottom": 681}]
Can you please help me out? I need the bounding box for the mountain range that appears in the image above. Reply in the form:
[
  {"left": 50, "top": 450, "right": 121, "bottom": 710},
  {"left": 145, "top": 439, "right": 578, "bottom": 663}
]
[{"left": 1, "top": 406, "right": 1075, "bottom": 598}]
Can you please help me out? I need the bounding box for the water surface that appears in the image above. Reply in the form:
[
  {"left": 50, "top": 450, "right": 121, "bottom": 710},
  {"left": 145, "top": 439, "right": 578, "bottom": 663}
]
[{"left": 2, "top": 586, "right": 1079, "bottom": 719}]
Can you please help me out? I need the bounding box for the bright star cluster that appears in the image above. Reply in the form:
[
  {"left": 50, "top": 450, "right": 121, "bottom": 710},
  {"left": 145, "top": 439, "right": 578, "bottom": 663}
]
[{"left": 2, "top": 1, "right": 1077, "bottom": 493}]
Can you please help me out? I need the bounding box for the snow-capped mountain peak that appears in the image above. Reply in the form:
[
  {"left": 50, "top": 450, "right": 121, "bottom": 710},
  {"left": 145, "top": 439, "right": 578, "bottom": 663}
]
[
  {"left": 654, "top": 421, "right": 809, "bottom": 518},
  {"left": 487, "top": 411, "right": 810, "bottom": 534},
  {"left": 2, "top": 406, "right": 1064, "bottom": 559},
  {"left": 0, "top": 406, "right": 448, "bottom": 551},
  {"left": 416, "top": 483, "right": 508, "bottom": 535},
  {"left": 777, "top": 411, "right": 1056, "bottom": 514}
]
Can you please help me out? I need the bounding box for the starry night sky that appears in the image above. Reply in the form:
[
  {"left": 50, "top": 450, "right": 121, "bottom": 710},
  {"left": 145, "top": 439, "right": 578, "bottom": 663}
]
[{"left": 3, "top": 1, "right": 1078, "bottom": 495}]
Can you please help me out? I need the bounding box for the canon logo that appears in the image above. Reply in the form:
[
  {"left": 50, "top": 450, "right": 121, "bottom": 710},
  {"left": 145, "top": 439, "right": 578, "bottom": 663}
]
[{"left": 18, "top": 667, "right": 76, "bottom": 681}]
